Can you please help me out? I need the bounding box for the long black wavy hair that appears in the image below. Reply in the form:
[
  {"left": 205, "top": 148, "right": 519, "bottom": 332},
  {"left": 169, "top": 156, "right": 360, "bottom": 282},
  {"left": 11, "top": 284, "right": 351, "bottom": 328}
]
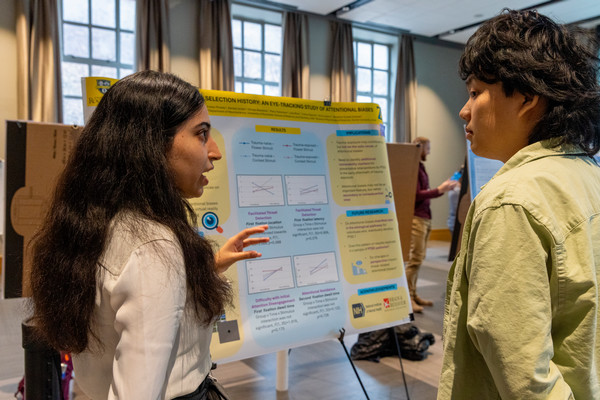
[
  {"left": 459, "top": 9, "right": 600, "bottom": 156},
  {"left": 30, "top": 70, "right": 230, "bottom": 353}
]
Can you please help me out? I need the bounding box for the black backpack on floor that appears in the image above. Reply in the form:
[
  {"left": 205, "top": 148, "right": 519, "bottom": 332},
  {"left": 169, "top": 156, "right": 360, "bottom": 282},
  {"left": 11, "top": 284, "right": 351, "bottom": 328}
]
[{"left": 350, "top": 324, "right": 435, "bottom": 362}]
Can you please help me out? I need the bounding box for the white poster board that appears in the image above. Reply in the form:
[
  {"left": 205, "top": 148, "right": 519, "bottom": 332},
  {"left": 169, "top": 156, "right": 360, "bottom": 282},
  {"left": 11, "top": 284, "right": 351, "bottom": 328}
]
[{"left": 466, "top": 139, "right": 503, "bottom": 201}]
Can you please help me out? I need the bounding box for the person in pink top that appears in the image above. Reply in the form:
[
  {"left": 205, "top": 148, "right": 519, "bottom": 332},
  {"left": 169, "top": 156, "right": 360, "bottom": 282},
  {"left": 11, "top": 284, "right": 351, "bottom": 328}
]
[{"left": 406, "top": 137, "right": 457, "bottom": 313}]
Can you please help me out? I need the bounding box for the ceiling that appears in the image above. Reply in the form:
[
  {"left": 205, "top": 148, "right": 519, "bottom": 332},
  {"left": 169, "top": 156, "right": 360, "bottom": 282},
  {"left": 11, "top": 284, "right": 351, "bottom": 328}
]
[{"left": 260, "top": 0, "right": 600, "bottom": 44}]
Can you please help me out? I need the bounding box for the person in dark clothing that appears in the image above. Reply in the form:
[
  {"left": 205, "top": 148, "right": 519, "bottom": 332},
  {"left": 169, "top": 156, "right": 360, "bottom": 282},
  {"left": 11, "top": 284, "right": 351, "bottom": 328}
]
[{"left": 406, "top": 137, "right": 457, "bottom": 313}]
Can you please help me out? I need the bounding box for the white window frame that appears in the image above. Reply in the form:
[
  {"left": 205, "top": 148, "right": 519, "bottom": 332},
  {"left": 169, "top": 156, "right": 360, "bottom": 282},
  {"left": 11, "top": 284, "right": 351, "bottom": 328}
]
[
  {"left": 59, "top": 0, "right": 135, "bottom": 124},
  {"left": 231, "top": 4, "right": 282, "bottom": 96},
  {"left": 354, "top": 39, "right": 393, "bottom": 142}
]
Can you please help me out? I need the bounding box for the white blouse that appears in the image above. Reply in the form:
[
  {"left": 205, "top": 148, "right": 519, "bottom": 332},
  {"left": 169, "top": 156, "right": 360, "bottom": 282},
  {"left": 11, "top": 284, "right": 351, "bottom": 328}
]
[{"left": 72, "top": 214, "right": 212, "bottom": 399}]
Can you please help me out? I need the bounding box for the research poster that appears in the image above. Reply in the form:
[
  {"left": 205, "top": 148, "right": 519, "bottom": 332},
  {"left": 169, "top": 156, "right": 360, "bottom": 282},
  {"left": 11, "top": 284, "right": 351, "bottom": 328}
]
[
  {"left": 197, "top": 91, "right": 410, "bottom": 362},
  {"left": 466, "top": 139, "right": 503, "bottom": 200},
  {"left": 81, "top": 79, "right": 411, "bottom": 363}
]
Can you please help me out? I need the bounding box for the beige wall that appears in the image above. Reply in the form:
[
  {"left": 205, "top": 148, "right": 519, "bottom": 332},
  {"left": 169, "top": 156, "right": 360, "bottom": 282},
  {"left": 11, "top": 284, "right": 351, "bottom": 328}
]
[
  {"left": 306, "top": 15, "right": 331, "bottom": 102},
  {"left": 414, "top": 40, "right": 466, "bottom": 230},
  {"left": 170, "top": 0, "right": 199, "bottom": 87},
  {"left": 0, "top": 0, "right": 18, "bottom": 158}
]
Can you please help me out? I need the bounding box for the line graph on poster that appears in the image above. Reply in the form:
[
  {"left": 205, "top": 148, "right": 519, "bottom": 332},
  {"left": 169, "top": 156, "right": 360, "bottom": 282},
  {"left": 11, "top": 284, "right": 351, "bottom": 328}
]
[
  {"left": 246, "top": 256, "right": 295, "bottom": 294},
  {"left": 237, "top": 175, "right": 285, "bottom": 207},
  {"left": 294, "top": 252, "right": 339, "bottom": 287},
  {"left": 285, "top": 175, "right": 328, "bottom": 205}
]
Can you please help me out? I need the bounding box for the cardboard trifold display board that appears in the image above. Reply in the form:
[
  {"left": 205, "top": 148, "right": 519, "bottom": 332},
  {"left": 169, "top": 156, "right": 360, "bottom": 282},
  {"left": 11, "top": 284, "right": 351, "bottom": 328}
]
[
  {"left": 3, "top": 121, "right": 82, "bottom": 298},
  {"left": 386, "top": 143, "right": 421, "bottom": 261}
]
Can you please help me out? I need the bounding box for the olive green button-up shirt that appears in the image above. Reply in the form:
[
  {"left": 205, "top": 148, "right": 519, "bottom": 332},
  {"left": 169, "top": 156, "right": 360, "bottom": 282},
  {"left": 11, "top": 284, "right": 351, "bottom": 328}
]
[{"left": 438, "top": 140, "right": 600, "bottom": 399}]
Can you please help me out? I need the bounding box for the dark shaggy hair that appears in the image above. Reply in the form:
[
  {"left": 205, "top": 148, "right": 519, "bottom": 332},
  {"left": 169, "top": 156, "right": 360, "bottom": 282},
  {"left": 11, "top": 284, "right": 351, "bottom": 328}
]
[
  {"left": 459, "top": 9, "right": 600, "bottom": 156},
  {"left": 30, "top": 70, "right": 230, "bottom": 353}
]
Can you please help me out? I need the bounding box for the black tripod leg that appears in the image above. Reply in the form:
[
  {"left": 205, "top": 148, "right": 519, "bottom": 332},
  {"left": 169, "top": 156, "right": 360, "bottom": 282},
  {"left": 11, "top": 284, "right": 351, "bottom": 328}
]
[
  {"left": 337, "top": 328, "right": 370, "bottom": 400},
  {"left": 389, "top": 327, "right": 411, "bottom": 400}
]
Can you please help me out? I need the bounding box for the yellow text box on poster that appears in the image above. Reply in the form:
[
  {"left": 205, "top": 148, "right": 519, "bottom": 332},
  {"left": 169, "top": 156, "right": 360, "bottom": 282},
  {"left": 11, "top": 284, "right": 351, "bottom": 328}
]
[
  {"left": 327, "top": 134, "right": 393, "bottom": 207},
  {"left": 255, "top": 125, "right": 300, "bottom": 135},
  {"left": 201, "top": 90, "right": 382, "bottom": 125},
  {"left": 189, "top": 128, "right": 231, "bottom": 231},
  {"left": 337, "top": 210, "right": 404, "bottom": 284},
  {"left": 348, "top": 286, "right": 410, "bottom": 330}
]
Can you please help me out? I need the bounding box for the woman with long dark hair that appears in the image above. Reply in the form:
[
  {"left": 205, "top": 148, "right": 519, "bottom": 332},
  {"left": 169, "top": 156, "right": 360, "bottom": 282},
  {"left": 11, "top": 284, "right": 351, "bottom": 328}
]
[{"left": 29, "top": 70, "right": 268, "bottom": 399}]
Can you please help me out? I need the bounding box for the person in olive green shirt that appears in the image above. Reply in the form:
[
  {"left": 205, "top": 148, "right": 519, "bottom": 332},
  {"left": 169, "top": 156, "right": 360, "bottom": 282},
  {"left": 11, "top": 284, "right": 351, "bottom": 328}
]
[{"left": 438, "top": 10, "right": 600, "bottom": 399}]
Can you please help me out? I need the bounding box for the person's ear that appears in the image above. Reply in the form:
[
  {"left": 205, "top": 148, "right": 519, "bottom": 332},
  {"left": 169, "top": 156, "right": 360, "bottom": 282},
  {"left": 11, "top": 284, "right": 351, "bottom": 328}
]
[{"left": 518, "top": 93, "right": 544, "bottom": 118}]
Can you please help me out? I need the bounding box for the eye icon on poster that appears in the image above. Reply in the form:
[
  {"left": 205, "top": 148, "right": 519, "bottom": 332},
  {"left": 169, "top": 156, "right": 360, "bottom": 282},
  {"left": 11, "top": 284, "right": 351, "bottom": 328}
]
[{"left": 202, "top": 212, "right": 223, "bottom": 233}]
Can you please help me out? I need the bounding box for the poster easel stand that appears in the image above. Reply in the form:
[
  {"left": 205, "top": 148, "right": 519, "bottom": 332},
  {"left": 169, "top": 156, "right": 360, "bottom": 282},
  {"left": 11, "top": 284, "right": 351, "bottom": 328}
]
[
  {"left": 388, "top": 326, "right": 411, "bottom": 400},
  {"left": 337, "top": 328, "right": 370, "bottom": 400}
]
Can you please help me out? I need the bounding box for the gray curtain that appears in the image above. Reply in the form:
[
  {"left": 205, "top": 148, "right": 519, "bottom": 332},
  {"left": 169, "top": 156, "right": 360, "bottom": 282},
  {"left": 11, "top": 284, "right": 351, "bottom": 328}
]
[
  {"left": 393, "top": 35, "right": 417, "bottom": 143},
  {"left": 281, "top": 12, "right": 309, "bottom": 99},
  {"left": 329, "top": 21, "right": 355, "bottom": 103},
  {"left": 136, "top": 0, "right": 170, "bottom": 72},
  {"left": 198, "top": 0, "right": 234, "bottom": 91},
  {"left": 16, "top": 0, "right": 62, "bottom": 122}
]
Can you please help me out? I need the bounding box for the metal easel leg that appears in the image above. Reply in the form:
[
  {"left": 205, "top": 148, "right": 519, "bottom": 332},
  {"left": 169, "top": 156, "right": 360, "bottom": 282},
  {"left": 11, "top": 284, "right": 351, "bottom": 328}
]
[
  {"left": 337, "top": 328, "right": 370, "bottom": 400},
  {"left": 389, "top": 326, "right": 411, "bottom": 400}
]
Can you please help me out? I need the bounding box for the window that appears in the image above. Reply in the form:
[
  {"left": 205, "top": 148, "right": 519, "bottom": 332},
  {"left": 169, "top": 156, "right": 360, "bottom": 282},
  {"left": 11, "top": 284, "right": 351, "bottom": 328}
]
[
  {"left": 231, "top": 4, "right": 282, "bottom": 96},
  {"left": 60, "top": 0, "right": 136, "bottom": 125},
  {"left": 354, "top": 40, "right": 392, "bottom": 141}
]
